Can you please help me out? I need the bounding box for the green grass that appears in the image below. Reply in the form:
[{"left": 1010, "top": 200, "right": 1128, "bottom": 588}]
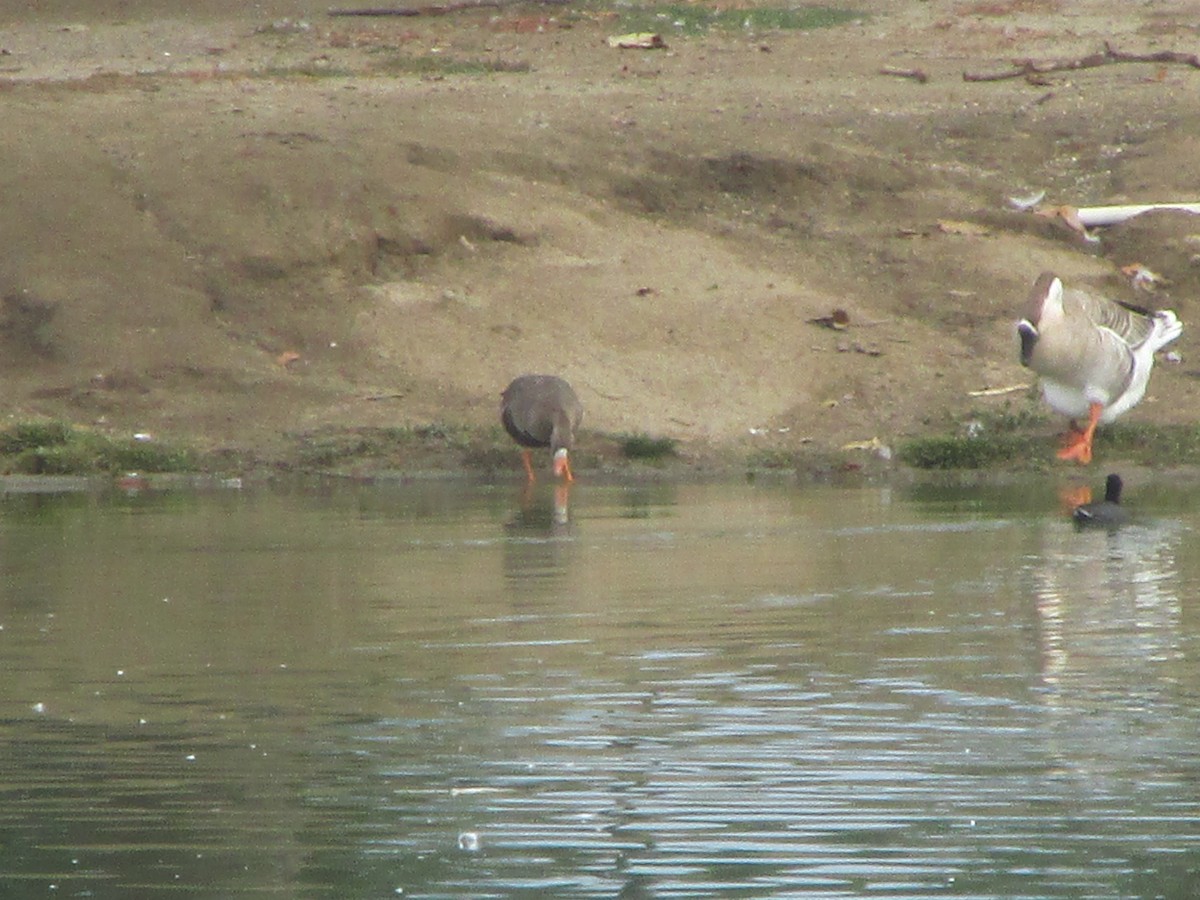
[
  {"left": 745, "top": 447, "right": 795, "bottom": 469},
  {"left": 898, "top": 406, "right": 1039, "bottom": 470},
  {"left": 899, "top": 433, "right": 1036, "bottom": 470},
  {"left": 899, "top": 415, "right": 1200, "bottom": 470},
  {"left": 94, "top": 439, "right": 196, "bottom": 473},
  {"left": 258, "top": 63, "right": 357, "bottom": 79},
  {"left": 259, "top": 55, "right": 530, "bottom": 80},
  {"left": 1098, "top": 422, "right": 1200, "bottom": 464},
  {"left": 293, "top": 423, "right": 476, "bottom": 469},
  {"left": 0, "top": 421, "right": 74, "bottom": 456},
  {"left": 369, "top": 55, "right": 531, "bottom": 78},
  {"left": 619, "top": 433, "right": 679, "bottom": 461},
  {"left": 0, "top": 422, "right": 196, "bottom": 475},
  {"left": 614, "top": 4, "right": 861, "bottom": 37}
]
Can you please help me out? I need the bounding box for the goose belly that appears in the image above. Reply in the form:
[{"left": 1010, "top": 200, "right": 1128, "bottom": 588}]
[
  {"left": 1041, "top": 379, "right": 1097, "bottom": 418},
  {"left": 1041, "top": 378, "right": 1138, "bottom": 423}
]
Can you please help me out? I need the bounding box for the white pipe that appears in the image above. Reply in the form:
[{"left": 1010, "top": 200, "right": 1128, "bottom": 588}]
[{"left": 1074, "top": 203, "right": 1200, "bottom": 227}]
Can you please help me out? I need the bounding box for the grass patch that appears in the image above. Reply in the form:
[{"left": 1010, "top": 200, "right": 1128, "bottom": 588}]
[
  {"left": 1097, "top": 422, "right": 1200, "bottom": 465},
  {"left": 0, "top": 422, "right": 196, "bottom": 475},
  {"left": 293, "top": 424, "right": 475, "bottom": 469},
  {"left": 0, "top": 421, "right": 73, "bottom": 455},
  {"left": 900, "top": 412, "right": 1200, "bottom": 470},
  {"left": 619, "top": 433, "right": 679, "bottom": 461},
  {"left": 295, "top": 433, "right": 373, "bottom": 469},
  {"left": 745, "top": 447, "right": 795, "bottom": 469},
  {"left": 899, "top": 404, "right": 1046, "bottom": 470},
  {"left": 259, "top": 63, "right": 356, "bottom": 79},
  {"left": 614, "top": 4, "right": 861, "bottom": 36},
  {"left": 899, "top": 433, "right": 1035, "bottom": 470},
  {"left": 94, "top": 439, "right": 196, "bottom": 473},
  {"left": 369, "top": 54, "right": 531, "bottom": 77}
]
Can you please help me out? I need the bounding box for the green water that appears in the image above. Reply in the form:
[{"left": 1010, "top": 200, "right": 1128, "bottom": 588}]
[{"left": 0, "top": 477, "right": 1197, "bottom": 897}]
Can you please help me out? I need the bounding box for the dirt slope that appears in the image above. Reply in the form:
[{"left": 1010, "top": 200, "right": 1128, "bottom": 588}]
[{"left": 1, "top": 0, "right": 1198, "bottom": 469}]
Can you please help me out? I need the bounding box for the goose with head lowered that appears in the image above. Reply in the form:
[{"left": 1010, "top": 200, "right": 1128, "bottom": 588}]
[
  {"left": 500, "top": 374, "right": 583, "bottom": 483},
  {"left": 1017, "top": 271, "right": 1182, "bottom": 464}
]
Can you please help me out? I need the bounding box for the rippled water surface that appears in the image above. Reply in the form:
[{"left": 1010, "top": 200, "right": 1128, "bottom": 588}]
[{"left": 1, "top": 476, "right": 1198, "bottom": 898}]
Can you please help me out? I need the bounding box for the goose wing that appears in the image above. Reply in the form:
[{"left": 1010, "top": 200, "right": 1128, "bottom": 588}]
[
  {"left": 1068, "top": 286, "right": 1157, "bottom": 349},
  {"left": 501, "top": 375, "right": 582, "bottom": 449}
]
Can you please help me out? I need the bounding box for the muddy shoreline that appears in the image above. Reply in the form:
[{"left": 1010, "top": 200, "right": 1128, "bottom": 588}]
[{"left": 2, "top": 0, "right": 1197, "bottom": 478}]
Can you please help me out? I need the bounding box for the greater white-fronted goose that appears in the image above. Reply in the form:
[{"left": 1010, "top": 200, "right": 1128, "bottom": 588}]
[
  {"left": 500, "top": 374, "right": 583, "bottom": 483},
  {"left": 1017, "top": 271, "right": 1182, "bottom": 464},
  {"left": 1072, "top": 473, "right": 1128, "bottom": 527}
]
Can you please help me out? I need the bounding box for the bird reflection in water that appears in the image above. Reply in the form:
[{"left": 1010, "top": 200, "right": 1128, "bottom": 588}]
[
  {"left": 503, "top": 483, "right": 575, "bottom": 593},
  {"left": 1032, "top": 518, "right": 1184, "bottom": 697}
]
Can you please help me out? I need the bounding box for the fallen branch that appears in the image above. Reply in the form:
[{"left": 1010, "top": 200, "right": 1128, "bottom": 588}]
[
  {"left": 329, "top": 0, "right": 567, "bottom": 15},
  {"left": 964, "top": 51, "right": 1106, "bottom": 83},
  {"left": 1105, "top": 43, "right": 1200, "bottom": 68},
  {"left": 963, "top": 41, "right": 1200, "bottom": 83},
  {"left": 878, "top": 66, "right": 928, "bottom": 84}
]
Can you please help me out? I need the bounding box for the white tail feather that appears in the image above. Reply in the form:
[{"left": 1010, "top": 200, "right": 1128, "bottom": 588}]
[{"left": 1150, "top": 310, "right": 1183, "bottom": 352}]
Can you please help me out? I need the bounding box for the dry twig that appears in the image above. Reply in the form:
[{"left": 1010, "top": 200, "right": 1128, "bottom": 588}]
[
  {"left": 879, "top": 66, "right": 929, "bottom": 84},
  {"left": 963, "top": 41, "right": 1200, "bottom": 83},
  {"left": 967, "top": 384, "right": 1031, "bottom": 398}
]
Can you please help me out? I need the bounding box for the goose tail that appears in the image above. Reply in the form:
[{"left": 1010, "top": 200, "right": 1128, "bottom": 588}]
[{"left": 1149, "top": 309, "right": 1183, "bottom": 353}]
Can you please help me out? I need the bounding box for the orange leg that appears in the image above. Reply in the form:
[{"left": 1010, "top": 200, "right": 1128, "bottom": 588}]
[
  {"left": 521, "top": 449, "right": 536, "bottom": 483},
  {"left": 1056, "top": 402, "right": 1102, "bottom": 465}
]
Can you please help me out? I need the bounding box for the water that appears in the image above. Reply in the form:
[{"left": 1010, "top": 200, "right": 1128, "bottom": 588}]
[{"left": 1, "top": 475, "right": 1198, "bottom": 898}]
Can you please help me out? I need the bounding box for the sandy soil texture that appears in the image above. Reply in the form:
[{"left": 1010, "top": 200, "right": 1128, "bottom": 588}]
[{"left": 2, "top": 0, "right": 1198, "bottom": 470}]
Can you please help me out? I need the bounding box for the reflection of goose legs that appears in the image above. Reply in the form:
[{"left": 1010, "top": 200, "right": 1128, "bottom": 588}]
[
  {"left": 554, "top": 483, "right": 570, "bottom": 526},
  {"left": 1059, "top": 483, "right": 1093, "bottom": 513}
]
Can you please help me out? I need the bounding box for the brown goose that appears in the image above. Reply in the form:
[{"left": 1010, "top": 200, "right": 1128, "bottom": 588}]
[
  {"left": 500, "top": 374, "right": 583, "bottom": 482},
  {"left": 1017, "top": 271, "right": 1182, "bottom": 464}
]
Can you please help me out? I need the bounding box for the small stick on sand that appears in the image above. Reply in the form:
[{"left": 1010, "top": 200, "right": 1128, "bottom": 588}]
[
  {"left": 879, "top": 66, "right": 929, "bottom": 84},
  {"left": 968, "top": 384, "right": 1031, "bottom": 398}
]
